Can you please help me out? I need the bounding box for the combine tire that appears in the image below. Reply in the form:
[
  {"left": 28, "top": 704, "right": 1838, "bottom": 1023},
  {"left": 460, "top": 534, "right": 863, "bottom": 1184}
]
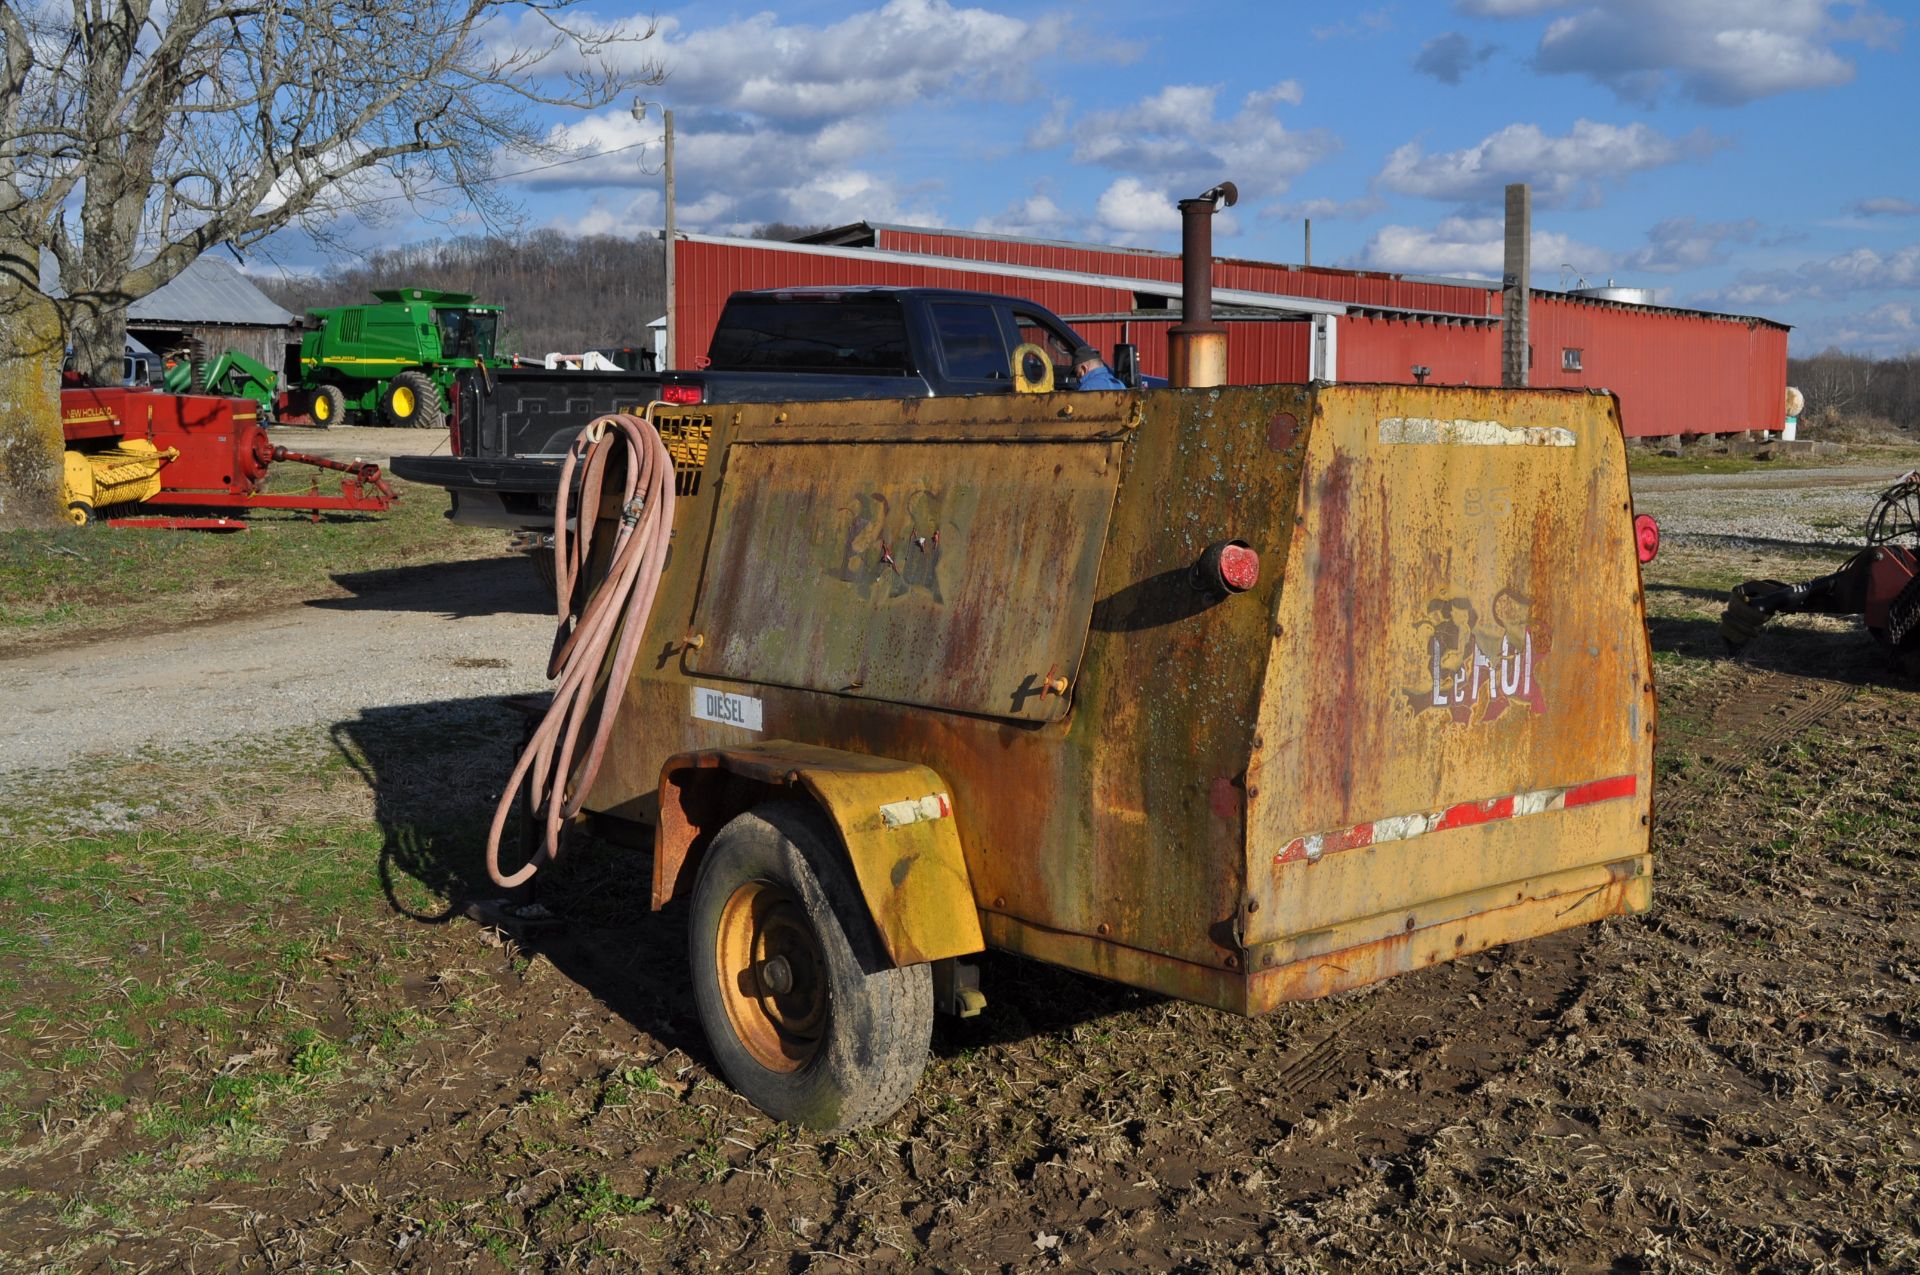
[
  {"left": 690, "top": 803, "right": 932, "bottom": 1132},
  {"left": 382, "top": 371, "right": 444, "bottom": 429},
  {"left": 309, "top": 384, "right": 347, "bottom": 429}
]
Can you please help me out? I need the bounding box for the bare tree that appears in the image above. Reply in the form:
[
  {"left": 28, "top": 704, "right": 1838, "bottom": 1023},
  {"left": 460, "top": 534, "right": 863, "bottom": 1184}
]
[
  {"left": 1791, "top": 348, "right": 1873, "bottom": 419},
  {"left": 0, "top": 0, "right": 660, "bottom": 524}
]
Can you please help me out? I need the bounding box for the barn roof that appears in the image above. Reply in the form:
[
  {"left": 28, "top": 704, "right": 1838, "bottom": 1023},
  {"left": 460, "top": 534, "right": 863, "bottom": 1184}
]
[{"left": 127, "top": 256, "right": 296, "bottom": 327}]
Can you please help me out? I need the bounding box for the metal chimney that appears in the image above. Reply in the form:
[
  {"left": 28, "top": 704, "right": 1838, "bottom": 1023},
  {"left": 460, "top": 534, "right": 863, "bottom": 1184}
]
[{"left": 1169, "top": 182, "right": 1237, "bottom": 388}]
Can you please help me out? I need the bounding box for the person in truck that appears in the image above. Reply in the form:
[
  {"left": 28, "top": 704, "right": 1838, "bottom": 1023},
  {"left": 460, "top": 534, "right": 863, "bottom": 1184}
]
[{"left": 1072, "top": 344, "right": 1125, "bottom": 390}]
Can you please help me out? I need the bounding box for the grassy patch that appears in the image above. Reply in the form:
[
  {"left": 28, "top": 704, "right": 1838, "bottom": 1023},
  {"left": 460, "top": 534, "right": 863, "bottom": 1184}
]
[
  {"left": 1627, "top": 442, "right": 1920, "bottom": 477},
  {"left": 0, "top": 476, "right": 503, "bottom": 654}
]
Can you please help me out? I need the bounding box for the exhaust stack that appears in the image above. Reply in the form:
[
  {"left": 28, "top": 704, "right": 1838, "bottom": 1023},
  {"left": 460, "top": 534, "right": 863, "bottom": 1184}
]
[{"left": 1169, "top": 182, "right": 1237, "bottom": 388}]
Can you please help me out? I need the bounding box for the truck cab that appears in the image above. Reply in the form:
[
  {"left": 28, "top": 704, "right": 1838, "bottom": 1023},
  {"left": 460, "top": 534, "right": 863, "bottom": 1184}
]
[{"left": 391, "top": 286, "right": 1143, "bottom": 530}]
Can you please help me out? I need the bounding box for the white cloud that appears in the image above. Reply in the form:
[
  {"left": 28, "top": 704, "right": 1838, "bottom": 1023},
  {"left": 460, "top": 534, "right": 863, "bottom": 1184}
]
[
  {"left": 1525, "top": 1, "right": 1901, "bottom": 105},
  {"left": 1414, "top": 32, "right": 1498, "bottom": 84},
  {"left": 627, "top": 0, "right": 1082, "bottom": 122},
  {"left": 1377, "top": 119, "right": 1725, "bottom": 208},
  {"left": 1354, "top": 215, "right": 1609, "bottom": 281},
  {"left": 490, "top": 0, "right": 1115, "bottom": 233},
  {"left": 1699, "top": 241, "right": 1920, "bottom": 310},
  {"left": 1856, "top": 196, "right": 1920, "bottom": 216},
  {"left": 1457, "top": 0, "right": 1574, "bottom": 15},
  {"left": 1094, "top": 179, "right": 1186, "bottom": 237},
  {"left": 1817, "top": 302, "right": 1919, "bottom": 354},
  {"left": 970, "top": 192, "right": 1078, "bottom": 239},
  {"left": 525, "top": 106, "right": 942, "bottom": 235},
  {"left": 1620, "top": 216, "right": 1759, "bottom": 273},
  {"left": 1035, "top": 82, "right": 1337, "bottom": 205},
  {"left": 1313, "top": 9, "right": 1394, "bottom": 39},
  {"left": 1262, "top": 194, "right": 1388, "bottom": 222}
]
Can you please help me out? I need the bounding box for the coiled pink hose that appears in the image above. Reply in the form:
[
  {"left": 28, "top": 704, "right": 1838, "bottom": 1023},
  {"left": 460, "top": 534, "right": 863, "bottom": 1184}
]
[{"left": 486, "top": 411, "right": 677, "bottom": 888}]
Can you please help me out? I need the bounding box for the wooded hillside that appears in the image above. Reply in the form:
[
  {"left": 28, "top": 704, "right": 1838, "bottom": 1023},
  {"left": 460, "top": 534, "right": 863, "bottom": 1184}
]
[{"left": 255, "top": 231, "right": 667, "bottom": 355}]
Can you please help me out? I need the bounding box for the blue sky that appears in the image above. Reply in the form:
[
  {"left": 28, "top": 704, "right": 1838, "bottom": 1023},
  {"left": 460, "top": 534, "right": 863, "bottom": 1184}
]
[{"left": 299, "top": 1, "right": 1917, "bottom": 354}]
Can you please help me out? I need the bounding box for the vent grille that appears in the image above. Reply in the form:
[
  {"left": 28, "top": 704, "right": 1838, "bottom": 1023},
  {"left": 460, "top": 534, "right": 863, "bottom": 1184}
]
[{"left": 655, "top": 410, "right": 714, "bottom": 497}]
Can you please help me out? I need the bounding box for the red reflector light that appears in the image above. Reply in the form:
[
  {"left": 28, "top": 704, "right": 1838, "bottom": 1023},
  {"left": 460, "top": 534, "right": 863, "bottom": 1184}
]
[
  {"left": 1634, "top": 513, "right": 1660, "bottom": 563},
  {"left": 660, "top": 383, "right": 703, "bottom": 405},
  {"left": 1195, "top": 539, "right": 1260, "bottom": 595},
  {"left": 1219, "top": 544, "right": 1260, "bottom": 592}
]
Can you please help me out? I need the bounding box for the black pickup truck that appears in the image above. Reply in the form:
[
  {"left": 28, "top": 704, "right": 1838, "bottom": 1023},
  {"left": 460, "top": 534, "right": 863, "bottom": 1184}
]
[{"left": 389, "top": 286, "right": 1138, "bottom": 530}]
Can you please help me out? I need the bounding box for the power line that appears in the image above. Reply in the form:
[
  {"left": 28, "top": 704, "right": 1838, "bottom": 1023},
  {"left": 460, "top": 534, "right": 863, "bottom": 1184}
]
[{"left": 338, "top": 136, "right": 660, "bottom": 210}]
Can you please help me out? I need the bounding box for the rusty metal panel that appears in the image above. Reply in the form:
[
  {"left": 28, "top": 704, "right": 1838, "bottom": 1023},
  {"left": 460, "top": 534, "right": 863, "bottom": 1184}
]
[
  {"left": 1243, "top": 385, "right": 1655, "bottom": 952},
  {"left": 589, "top": 384, "right": 1652, "bottom": 1016},
  {"left": 683, "top": 428, "right": 1125, "bottom": 722}
]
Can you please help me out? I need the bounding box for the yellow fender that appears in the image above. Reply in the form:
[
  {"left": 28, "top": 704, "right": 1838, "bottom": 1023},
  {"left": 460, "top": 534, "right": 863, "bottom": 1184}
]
[
  {"left": 657, "top": 741, "right": 984, "bottom": 967},
  {"left": 1010, "top": 342, "right": 1055, "bottom": 394}
]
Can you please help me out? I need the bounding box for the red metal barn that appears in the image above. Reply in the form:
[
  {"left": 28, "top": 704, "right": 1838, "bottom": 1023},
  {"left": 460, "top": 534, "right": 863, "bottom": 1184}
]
[{"left": 669, "top": 225, "right": 1787, "bottom": 439}]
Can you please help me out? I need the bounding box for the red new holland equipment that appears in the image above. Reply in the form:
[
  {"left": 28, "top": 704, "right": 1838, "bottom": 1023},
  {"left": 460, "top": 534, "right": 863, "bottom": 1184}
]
[{"left": 60, "top": 385, "right": 395, "bottom": 528}]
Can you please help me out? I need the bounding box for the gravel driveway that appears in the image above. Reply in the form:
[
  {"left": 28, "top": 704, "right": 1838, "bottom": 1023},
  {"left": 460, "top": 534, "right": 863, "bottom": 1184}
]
[
  {"left": 1632, "top": 463, "right": 1904, "bottom": 549},
  {"left": 2, "top": 459, "right": 1895, "bottom": 779},
  {"left": 0, "top": 556, "right": 554, "bottom": 776}
]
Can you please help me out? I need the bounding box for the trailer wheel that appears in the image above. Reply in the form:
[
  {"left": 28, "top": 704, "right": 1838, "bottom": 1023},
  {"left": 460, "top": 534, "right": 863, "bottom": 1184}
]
[
  {"left": 690, "top": 803, "right": 932, "bottom": 1132},
  {"left": 383, "top": 371, "right": 444, "bottom": 430},
  {"left": 310, "top": 384, "right": 346, "bottom": 428},
  {"left": 65, "top": 500, "right": 96, "bottom": 526}
]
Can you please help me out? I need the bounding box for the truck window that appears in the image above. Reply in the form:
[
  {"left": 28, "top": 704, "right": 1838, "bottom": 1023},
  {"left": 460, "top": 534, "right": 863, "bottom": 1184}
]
[
  {"left": 707, "top": 298, "right": 911, "bottom": 373},
  {"left": 1012, "top": 308, "right": 1078, "bottom": 384},
  {"left": 930, "top": 302, "right": 1011, "bottom": 380}
]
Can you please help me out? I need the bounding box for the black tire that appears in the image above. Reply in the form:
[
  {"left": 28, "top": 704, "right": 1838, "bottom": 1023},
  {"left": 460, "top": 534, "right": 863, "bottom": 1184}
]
[
  {"left": 309, "top": 383, "right": 347, "bottom": 429},
  {"left": 689, "top": 803, "right": 932, "bottom": 1132},
  {"left": 529, "top": 548, "right": 557, "bottom": 596},
  {"left": 382, "top": 370, "right": 445, "bottom": 430}
]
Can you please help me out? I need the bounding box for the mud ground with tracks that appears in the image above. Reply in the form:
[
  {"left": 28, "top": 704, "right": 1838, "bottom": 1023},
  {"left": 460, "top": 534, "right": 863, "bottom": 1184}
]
[{"left": 2, "top": 462, "right": 1917, "bottom": 1272}]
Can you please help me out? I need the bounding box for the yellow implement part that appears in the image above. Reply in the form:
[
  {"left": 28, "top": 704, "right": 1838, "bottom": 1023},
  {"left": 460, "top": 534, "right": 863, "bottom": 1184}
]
[
  {"left": 62, "top": 441, "right": 176, "bottom": 518},
  {"left": 657, "top": 742, "right": 984, "bottom": 968}
]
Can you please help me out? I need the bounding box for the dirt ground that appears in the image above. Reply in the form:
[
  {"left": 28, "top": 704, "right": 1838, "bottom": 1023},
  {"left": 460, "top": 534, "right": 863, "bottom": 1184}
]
[{"left": 2, "top": 463, "right": 1918, "bottom": 1271}]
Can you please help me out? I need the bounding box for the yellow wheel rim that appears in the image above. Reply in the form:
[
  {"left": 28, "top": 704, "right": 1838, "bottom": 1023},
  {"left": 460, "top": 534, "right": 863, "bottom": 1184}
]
[
  {"left": 313, "top": 393, "right": 332, "bottom": 422},
  {"left": 714, "top": 879, "right": 827, "bottom": 1073},
  {"left": 392, "top": 385, "right": 415, "bottom": 417},
  {"left": 66, "top": 503, "right": 91, "bottom": 526}
]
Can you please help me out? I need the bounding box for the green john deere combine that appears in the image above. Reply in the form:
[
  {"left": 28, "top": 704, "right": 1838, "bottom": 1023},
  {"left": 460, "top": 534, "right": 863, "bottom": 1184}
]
[{"left": 294, "top": 287, "right": 505, "bottom": 428}]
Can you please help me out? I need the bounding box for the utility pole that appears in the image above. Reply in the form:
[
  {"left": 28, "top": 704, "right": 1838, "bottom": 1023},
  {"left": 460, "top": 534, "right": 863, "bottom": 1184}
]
[
  {"left": 1304, "top": 218, "right": 1312, "bottom": 268},
  {"left": 663, "top": 107, "right": 676, "bottom": 371},
  {"left": 633, "top": 101, "right": 676, "bottom": 369}
]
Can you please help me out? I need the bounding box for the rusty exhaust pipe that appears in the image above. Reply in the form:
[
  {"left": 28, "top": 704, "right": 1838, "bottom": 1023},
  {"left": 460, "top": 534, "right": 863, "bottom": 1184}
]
[{"left": 1169, "top": 181, "right": 1237, "bottom": 388}]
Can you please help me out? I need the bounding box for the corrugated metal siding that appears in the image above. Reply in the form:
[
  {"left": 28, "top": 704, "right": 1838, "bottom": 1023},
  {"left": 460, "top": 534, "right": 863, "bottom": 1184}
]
[
  {"left": 1750, "top": 324, "right": 1790, "bottom": 433},
  {"left": 1336, "top": 315, "right": 1500, "bottom": 386},
  {"left": 875, "top": 228, "right": 1499, "bottom": 316},
  {"left": 675, "top": 238, "right": 1135, "bottom": 367},
  {"left": 126, "top": 256, "right": 297, "bottom": 327},
  {"left": 1528, "top": 295, "right": 1788, "bottom": 437},
  {"left": 674, "top": 238, "right": 1789, "bottom": 433}
]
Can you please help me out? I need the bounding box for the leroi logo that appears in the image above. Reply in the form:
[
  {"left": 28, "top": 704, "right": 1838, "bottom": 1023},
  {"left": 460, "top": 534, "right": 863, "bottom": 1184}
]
[{"left": 1408, "top": 588, "right": 1548, "bottom": 723}]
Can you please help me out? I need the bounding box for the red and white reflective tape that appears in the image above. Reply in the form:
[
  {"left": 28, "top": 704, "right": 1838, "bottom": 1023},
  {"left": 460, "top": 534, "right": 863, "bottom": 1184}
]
[
  {"left": 1275, "top": 773, "right": 1638, "bottom": 866},
  {"left": 879, "top": 792, "right": 952, "bottom": 829}
]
